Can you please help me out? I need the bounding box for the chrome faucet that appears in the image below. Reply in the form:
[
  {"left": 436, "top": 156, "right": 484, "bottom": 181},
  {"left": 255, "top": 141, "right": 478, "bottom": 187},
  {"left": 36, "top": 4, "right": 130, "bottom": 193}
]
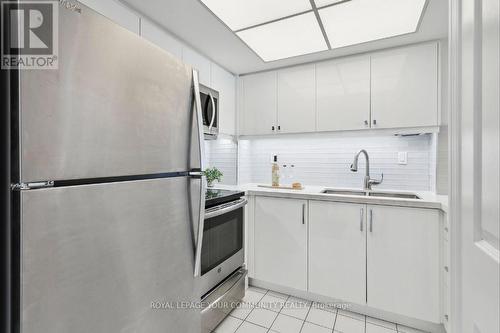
[{"left": 350, "top": 149, "right": 384, "bottom": 190}]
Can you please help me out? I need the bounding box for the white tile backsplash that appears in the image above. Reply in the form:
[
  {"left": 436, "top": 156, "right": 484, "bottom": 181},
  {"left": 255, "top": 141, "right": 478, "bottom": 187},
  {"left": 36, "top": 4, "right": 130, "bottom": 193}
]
[
  {"left": 239, "top": 133, "right": 435, "bottom": 191},
  {"left": 205, "top": 136, "right": 238, "bottom": 185}
]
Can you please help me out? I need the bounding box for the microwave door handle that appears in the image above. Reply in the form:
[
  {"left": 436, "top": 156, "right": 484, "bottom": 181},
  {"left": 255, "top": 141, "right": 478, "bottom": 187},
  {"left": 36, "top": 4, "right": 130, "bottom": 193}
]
[
  {"left": 204, "top": 198, "right": 248, "bottom": 219},
  {"left": 191, "top": 69, "right": 206, "bottom": 277},
  {"left": 208, "top": 93, "right": 216, "bottom": 132}
]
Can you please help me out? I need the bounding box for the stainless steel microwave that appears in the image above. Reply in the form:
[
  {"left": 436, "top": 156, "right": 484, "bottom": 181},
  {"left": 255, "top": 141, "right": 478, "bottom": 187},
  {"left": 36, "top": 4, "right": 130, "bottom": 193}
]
[{"left": 199, "top": 85, "right": 219, "bottom": 139}]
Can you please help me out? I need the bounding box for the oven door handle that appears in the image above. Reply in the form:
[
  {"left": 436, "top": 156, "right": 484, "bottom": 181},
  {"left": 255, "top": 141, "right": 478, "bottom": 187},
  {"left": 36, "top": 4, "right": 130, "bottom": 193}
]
[{"left": 204, "top": 198, "right": 248, "bottom": 219}]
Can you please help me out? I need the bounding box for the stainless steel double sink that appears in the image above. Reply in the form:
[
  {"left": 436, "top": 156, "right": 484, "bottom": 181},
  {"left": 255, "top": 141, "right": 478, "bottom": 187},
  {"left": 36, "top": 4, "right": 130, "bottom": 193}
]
[{"left": 321, "top": 189, "right": 422, "bottom": 200}]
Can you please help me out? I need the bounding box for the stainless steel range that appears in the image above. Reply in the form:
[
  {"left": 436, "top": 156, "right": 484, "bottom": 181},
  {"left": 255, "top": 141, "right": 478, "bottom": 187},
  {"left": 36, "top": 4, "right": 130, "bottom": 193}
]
[{"left": 200, "top": 189, "right": 248, "bottom": 333}]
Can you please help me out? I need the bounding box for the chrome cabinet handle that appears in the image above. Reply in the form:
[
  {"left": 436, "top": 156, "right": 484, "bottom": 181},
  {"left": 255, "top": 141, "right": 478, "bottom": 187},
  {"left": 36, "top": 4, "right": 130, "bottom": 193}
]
[
  {"left": 369, "top": 209, "right": 373, "bottom": 232},
  {"left": 208, "top": 92, "right": 216, "bottom": 132},
  {"left": 364, "top": 120, "right": 369, "bottom": 126},
  {"left": 192, "top": 69, "right": 206, "bottom": 277},
  {"left": 302, "top": 203, "right": 306, "bottom": 225},
  {"left": 360, "top": 208, "right": 364, "bottom": 231},
  {"left": 373, "top": 119, "right": 377, "bottom": 126}
]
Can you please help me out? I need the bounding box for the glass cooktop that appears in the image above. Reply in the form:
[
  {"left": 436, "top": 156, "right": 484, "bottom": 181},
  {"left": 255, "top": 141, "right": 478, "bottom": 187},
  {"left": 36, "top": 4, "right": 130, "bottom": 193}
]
[{"left": 205, "top": 189, "right": 245, "bottom": 209}]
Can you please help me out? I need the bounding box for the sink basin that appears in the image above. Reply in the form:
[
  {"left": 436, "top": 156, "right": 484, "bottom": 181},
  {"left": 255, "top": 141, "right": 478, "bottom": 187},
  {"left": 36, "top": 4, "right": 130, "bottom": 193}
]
[
  {"left": 321, "top": 189, "right": 421, "bottom": 200},
  {"left": 321, "top": 189, "right": 367, "bottom": 196},
  {"left": 368, "top": 192, "right": 421, "bottom": 199}
]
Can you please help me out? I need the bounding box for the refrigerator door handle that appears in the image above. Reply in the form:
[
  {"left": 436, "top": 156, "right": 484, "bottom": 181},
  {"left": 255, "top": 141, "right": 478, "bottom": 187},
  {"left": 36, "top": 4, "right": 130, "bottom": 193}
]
[
  {"left": 192, "top": 69, "right": 206, "bottom": 277},
  {"left": 192, "top": 69, "right": 206, "bottom": 173}
]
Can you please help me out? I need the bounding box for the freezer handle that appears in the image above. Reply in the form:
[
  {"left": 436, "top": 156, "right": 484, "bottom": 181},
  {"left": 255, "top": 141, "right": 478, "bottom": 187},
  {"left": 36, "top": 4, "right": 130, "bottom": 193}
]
[{"left": 191, "top": 69, "right": 206, "bottom": 277}]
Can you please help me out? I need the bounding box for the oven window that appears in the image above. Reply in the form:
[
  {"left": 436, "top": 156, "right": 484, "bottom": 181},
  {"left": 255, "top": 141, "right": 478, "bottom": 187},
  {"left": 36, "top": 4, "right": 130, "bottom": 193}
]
[{"left": 201, "top": 207, "right": 243, "bottom": 275}]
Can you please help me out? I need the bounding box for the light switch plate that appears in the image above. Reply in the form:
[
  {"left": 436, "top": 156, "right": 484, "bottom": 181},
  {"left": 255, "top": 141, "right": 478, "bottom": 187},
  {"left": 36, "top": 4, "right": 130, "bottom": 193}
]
[{"left": 398, "top": 152, "right": 408, "bottom": 165}]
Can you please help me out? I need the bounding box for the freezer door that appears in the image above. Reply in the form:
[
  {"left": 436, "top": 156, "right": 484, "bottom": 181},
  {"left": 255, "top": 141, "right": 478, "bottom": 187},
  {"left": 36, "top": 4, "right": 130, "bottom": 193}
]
[
  {"left": 17, "top": 3, "right": 199, "bottom": 183},
  {"left": 20, "top": 177, "right": 201, "bottom": 333}
]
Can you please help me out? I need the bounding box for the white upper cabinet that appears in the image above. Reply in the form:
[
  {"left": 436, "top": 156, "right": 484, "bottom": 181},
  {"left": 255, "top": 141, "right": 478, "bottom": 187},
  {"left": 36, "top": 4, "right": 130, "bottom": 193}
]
[
  {"left": 316, "top": 56, "right": 371, "bottom": 131},
  {"left": 79, "top": 0, "right": 140, "bottom": 34},
  {"left": 240, "top": 72, "right": 277, "bottom": 136},
  {"left": 239, "top": 43, "right": 440, "bottom": 135},
  {"left": 366, "top": 205, "right": 440, "bottom": 323},
  {"left": 277, "top": 65, "right": 316, "bottom": 133},
  {"left": 140, "top": 19, "right": 183, "bottom": 60},
  {"left": 371, "top": 43, "right": 439, "bottom": 129},
  {"left": 182, "top": 47, "right": 211, "bottom": 86},
  {"left": 211, "top": 64, "right": 237, "bottom": 135},
  {"left": 309, "top": 201, "right": 366, "bottom": 305}
]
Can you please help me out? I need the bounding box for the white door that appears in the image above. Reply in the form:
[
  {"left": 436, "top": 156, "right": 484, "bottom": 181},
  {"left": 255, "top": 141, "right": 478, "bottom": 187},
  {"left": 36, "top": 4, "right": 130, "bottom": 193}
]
[
  {"left": 254, "top": 197, "right": 307, "bottom": 291},
  {"left": 455, "top": 0, "right": 500, "bottom": 332},
  {"left": 316, "top": 56, "right": 371, "bottom": 131},
  {"left": 240, "top": 72, "right": 277, "bottom": 135},
  {"left": 277, "top": 65, "right": 316, "bottom": 133},
  {"left": 309, "top": 201, "right": 366, "bottom": 304},
  {"left": 366, "top": 205, "right": 440, "bottom": 323},
  {"left": 371, "top": 43, "right": 439, "bottom": 129}
]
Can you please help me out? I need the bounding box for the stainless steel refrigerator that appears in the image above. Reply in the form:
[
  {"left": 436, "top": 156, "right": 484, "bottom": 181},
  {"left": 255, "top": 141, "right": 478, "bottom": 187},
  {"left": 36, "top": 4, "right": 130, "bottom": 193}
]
[{"left": 8, "top": 3, "right": 206, "bottom": 332}]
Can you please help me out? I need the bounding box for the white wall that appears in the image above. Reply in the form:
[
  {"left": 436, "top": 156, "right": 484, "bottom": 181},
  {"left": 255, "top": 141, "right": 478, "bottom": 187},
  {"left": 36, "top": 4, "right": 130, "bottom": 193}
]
[{"left": 239, "top": 133, "right": 435, "bottom": 191}]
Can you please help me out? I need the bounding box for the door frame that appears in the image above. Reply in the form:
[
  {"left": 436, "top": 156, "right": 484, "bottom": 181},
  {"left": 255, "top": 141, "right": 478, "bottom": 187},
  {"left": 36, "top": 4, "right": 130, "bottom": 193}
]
[
  {"left": 449, "top": 1, "right": 500, "bottom": 333},
  {"left": 448, "top": 0, "right": 462, "bottom": 332}
]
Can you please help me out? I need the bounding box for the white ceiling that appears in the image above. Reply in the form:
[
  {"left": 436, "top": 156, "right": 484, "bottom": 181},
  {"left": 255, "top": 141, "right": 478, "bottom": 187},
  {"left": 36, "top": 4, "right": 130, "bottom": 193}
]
[{"left": 121, "top": 0, "right": 448, "bottom": 75}]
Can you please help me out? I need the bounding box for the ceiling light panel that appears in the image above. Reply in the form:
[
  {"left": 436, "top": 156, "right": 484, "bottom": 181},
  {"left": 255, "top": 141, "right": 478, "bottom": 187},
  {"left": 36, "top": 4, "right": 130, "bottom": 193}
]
[
  {"left": 319, "top": 0, "right": 427, "bottom": 49},
  {"left": 237, "top": 12, "right": 328, "bottom": 62},
  {"left": 314, "top": 0, "right": 349, "bottom": 8},
  {"left": 200, "top": 0, "right": 313, "bottom": 31}
]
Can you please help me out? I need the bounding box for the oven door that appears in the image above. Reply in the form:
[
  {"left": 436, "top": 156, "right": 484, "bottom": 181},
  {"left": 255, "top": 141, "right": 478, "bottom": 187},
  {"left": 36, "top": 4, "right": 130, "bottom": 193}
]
[
  {"left": 199, "top": 85, "right": 219, "bottom": 139},
  {"left": 200, "top": 198, "right": 247, "bottom": 296}
]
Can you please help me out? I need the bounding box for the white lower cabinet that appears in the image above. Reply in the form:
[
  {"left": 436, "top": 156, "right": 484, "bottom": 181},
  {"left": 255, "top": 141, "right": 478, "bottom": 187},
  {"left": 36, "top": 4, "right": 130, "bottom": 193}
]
[
  {"left": 309, "top": 201, "right": 366, "bottom": 304},
  {"left": 366, "top": 205, "right": 440, "bottom": 323},
  {"left": 251, "top": 196, "right": 442, "bottom": 325},
  {"left": 254, "top": 197, "right": 307, "bottom": 291}
]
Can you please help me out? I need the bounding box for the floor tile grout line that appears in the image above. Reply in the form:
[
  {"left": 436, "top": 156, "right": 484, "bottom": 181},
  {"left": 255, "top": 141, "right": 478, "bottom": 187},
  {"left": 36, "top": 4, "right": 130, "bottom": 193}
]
[
  {"left": 299, "top": 301, "right": 314, "bottom": 333},
  {"left": 331, "top": 308, "right": 338, "bottom": 333},
  {"left": 232, "top": 288, "right": 269, "bottom": 332},
  {"left": 265, "top": 294, "right": 289, "bottom": 333}
]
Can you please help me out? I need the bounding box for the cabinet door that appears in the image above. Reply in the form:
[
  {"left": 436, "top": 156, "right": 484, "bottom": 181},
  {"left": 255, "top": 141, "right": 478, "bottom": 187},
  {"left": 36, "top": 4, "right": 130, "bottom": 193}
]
[
  {"left": 316, "top": 56, "right": 371, "bottom": 131},
  {"left": 211, "top": 64, "right": 236, "bottom": 135},
  {"left": 254, "top": 197, "right": 307, "bottom": 291},
  {"left": 240, "top": 72, "right": 277, "bottom": 135},
  {"left": 366, "top": 205, "right": 440, "bottom": 323},
  {"left": 371, "top": 43, "right": 439, "bottom": 129},
  {"left": 182, "top": 47, "right": 211, "bottom": 86},
  {"left": 277, "top": 65, "right": 316, "bottom": 133},
  {"left": 79, "top": 0, "right": 140, "bottom": 34},
  {"left": 309, "top": 201, "right": 366, "bottom": 304},
  {"left": 140, "top": 19, "right": 182, "bottom": 60}
]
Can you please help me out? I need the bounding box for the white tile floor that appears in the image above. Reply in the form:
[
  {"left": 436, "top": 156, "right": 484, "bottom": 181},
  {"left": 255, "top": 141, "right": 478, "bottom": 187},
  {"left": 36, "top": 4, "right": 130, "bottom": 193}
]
[{"left": 212, "top": 287, "right": 429, "bottom": 333}]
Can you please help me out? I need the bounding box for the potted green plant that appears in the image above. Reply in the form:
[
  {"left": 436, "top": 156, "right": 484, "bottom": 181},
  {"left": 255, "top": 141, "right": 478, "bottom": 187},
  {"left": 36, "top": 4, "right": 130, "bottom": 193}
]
[{"left": 204, "top": 167, "right": 223, "bottom": 187}]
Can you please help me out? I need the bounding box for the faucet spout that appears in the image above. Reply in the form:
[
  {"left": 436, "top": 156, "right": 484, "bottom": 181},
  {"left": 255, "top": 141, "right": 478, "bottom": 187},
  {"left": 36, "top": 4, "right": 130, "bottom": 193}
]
[{"left": 350, "top": 149, "right": 383, "bottom": 190}]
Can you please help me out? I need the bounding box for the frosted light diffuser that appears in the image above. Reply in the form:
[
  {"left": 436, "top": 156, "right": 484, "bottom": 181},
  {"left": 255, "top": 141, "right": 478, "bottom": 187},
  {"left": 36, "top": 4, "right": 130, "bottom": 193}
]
[
  {"left": 237, "top": 12, "right": 328, "bottom": 62},
  {"left": 314, "top": 0, "right": 350, "bottom": 8},
  {"left": 200, "top": 0, "right": 312, "bottom": 31},
  {"left": 319, "top": 0, "right": 427, "bottom": 49}
]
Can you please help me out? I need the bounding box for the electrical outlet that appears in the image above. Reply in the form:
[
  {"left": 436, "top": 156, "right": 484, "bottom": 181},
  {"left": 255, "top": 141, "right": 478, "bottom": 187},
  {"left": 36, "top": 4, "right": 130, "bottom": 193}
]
[{"left": 398, "top": 152, "right": 408, "bottom": 165}]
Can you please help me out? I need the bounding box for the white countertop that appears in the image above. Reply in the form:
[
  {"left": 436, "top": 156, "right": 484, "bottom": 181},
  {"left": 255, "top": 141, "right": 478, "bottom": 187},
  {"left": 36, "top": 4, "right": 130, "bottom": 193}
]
[{"left": 212, "top": 183, "right": 448, "bottom": 212}]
